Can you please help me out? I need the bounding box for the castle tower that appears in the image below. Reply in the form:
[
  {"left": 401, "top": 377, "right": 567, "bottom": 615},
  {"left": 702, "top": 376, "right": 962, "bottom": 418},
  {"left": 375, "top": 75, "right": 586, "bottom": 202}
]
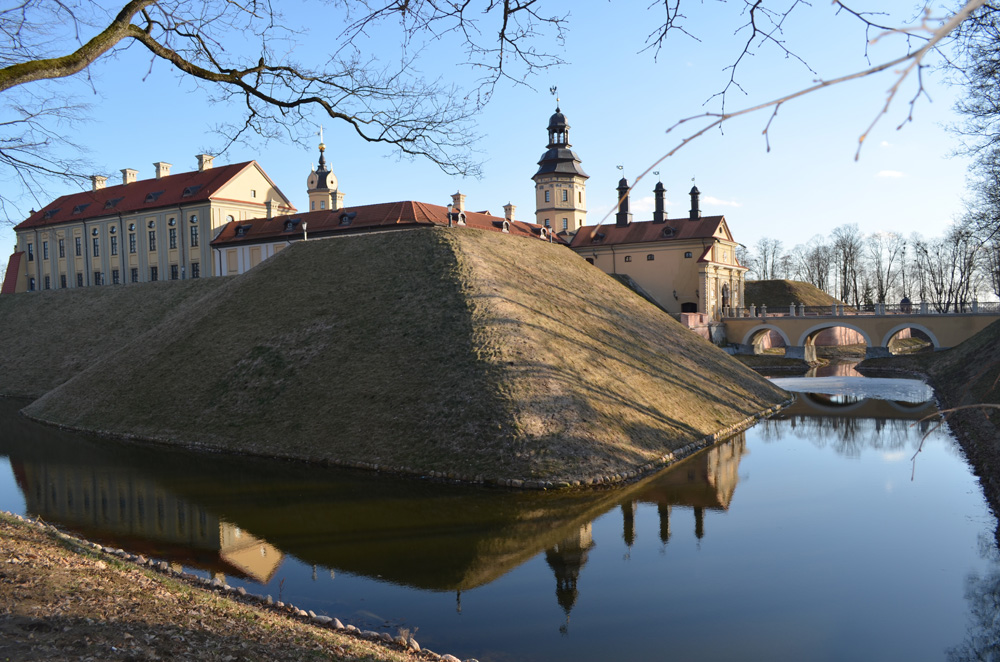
[
  {"left": 307, "top": 132, "right": 344, "bottom": 212},
  {"left": 532, "top": 103, "right": 588, "bottom": 234}
]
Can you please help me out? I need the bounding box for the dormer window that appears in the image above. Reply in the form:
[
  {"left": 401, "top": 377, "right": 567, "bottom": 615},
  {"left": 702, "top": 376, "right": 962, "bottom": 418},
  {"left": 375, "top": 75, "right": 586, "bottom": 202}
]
[
  {"left": 104, "top": 197, "right": 123, "bottom": 209},
  {"left": 339, "top": 212, "right": 356, "bottom": 225},
  {"left": 458, "top": 213, "right": 466, "bottom": 225},
  {"left": 72, "top": 203, "right": 90, "bottom": 215},
  {"left": 283, "top": 219, "right": 300, "bottom": 232},
  {"left": 235, "top": 224, "right": 252, "bottom": 237},
  {"left": 661, "top": 227, "right": 676, "bottom": 238},
  {"left": 502, "top": 220, "right": 510, "bottom": 233},
  {"left": 592, "top": 232, "right": 605, "bottom": 243},
  {"left": 144, "top": 191, "right": 164, "bottom": 203},
  {"left": 42, "top": 208, "right": 61, "bottom": 220},
  {"left": 181, "top": 185, "right": 202, "bottom": 198}
]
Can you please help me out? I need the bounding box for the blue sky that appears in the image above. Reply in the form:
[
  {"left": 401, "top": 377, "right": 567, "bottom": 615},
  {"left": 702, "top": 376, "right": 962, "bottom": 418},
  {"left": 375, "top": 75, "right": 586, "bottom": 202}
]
[{"left": 0, "top": 1, "right": 973, "bottom": 258}]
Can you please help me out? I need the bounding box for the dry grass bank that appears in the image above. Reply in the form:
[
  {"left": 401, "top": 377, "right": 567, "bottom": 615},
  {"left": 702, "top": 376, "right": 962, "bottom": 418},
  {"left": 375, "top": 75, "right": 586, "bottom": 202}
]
[
  {"left": 0, "top": 513, "right": 420, "bottom": 662},
  {"left": 745, "top": 279, "right": 843, "bottom": 307},
  {"left": 0, "top": 279, "right": 226, "bottom": 398},
  {"left": 22, "top": 228, "right": 787, "bottom": 484}
]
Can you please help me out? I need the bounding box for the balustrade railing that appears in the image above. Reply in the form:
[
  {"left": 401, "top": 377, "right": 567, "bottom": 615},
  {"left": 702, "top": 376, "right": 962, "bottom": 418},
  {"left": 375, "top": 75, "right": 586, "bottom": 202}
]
[{"left": 721, "top": 300, "right": 1000, "bottom": 319}]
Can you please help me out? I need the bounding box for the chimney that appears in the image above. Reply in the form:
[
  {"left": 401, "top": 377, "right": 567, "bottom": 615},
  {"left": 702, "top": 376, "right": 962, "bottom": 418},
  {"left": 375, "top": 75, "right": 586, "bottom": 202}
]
[
  {"left": 451, "top": 191, "right": 466, "bottom": 213},
  {"left": 153, "top": 162, "right": 172, "bottom": 179},
  {"left": 266, "top": 200, "right": 274, "bottom": 218},
  {"left": 689, "top": 185, "right": 701, "bottom": 221},
  {"left": 504, "top": 202, "right": 515, "bottom": 222},
  {"left": 653, "top": 181, "right": 666, "bottom": 223},
  {"left": 121, "top": 168, "right": 138, "bottom": 185},
  {"left": 615, "top": 178, "right": 632, "bottom": 228},
  {"left": 196, "top": 154, "right": 214, "bottom": 171},
  {"left": 91, "top": 175, "right": 107, "bottom": 192}
]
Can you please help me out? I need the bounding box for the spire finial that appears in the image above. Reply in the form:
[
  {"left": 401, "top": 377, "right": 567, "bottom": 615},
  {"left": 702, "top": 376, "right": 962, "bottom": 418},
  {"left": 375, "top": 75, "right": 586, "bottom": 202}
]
[{"left": 550, "top": 85, "right": 559, "bottom": 111}]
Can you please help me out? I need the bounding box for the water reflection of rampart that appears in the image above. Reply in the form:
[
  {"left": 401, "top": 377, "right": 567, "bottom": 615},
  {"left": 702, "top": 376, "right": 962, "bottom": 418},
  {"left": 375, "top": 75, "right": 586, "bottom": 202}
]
[
  {"left": 11, "top": 460, "right": 283, "bottom": 583},
  {"left": 0, "top": 398, "right": 746, "bottom": 619},
  {"left": 759, "top": 394, "right": 939, "bottom": 456}
]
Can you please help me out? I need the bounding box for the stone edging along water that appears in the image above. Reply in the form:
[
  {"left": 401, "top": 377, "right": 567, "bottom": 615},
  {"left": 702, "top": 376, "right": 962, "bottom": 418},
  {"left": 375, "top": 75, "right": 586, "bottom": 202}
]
[
  {"left": 18, "top": 398, "right": 795, "bottom": 491},
  {"left": 19, "top": 398, "right": 797, "bottom": 490},
  {"left": 2, "top": 512, "right": 476, "bottom": 662}
]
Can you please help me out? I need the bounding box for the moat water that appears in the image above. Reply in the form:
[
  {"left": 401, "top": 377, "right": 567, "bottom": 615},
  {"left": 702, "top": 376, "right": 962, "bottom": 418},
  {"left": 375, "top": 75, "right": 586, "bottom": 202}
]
[{"left": 1, "top": 369, "right": 997, "bottom": 661}]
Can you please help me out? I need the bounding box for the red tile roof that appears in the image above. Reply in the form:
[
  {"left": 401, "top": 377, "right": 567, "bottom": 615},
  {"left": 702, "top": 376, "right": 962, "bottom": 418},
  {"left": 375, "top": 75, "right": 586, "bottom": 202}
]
[
  {"left": 14, "top": 162, "right": 294, "bottom": 231},
  {"left": 569, "top": 216, "right": 731, "bottom": 249},
  {"left": 1, "top": 252, "right": 22, "bottom": 294},
  {"left": 211, "top": 200, "right": 564, "bottom": 246}
]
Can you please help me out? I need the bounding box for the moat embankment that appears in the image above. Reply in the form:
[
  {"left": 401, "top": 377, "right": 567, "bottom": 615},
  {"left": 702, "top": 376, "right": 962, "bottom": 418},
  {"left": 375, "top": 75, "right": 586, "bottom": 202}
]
[{"left": 3, "top": 228, "right": 788, "bottom": 485}]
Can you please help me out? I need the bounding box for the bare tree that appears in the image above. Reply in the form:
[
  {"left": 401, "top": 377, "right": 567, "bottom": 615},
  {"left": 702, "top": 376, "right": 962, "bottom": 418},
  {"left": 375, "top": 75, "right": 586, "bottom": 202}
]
[
  {"left": 790, "top": 236, "right": 834, "bottom": 295},
  {"left": 0, "top": 0, "right": 568, "bottom": 219},
  {"left": 867, "top": 230, "right": 906, "bottom": 303},
  {"left": 832, "top": 224, "right": 865, "bottom": 306},
  {"left": 914, "top": 223, "right": 983, "bottom": 311},
  {"left": 750, "top": 237, "right": 785, "bottom": 280}
]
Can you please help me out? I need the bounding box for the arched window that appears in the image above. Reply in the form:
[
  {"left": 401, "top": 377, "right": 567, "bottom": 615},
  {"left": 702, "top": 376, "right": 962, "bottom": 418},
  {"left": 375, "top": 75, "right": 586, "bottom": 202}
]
[
  {"left": 684, "top": 251, "right": 693, "bottom": 258},
  {"left": 646, "top": 254, "right": 654, "bottom": 261},
  {"left": 624, "top": 255, "right": 632, "bottom": 262}
]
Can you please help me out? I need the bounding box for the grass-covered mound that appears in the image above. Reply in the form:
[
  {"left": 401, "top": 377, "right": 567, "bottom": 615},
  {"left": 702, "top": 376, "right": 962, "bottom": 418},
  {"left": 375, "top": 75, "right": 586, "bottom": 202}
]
[
  {"left": 745, "top": 279, "right": 843, "bottom": 308},
  {"left": 23, "top": 228, "right": 788, "bottom": 484},
  {"left": 0, "top": 279, "right": 226, "bottom": 398}
]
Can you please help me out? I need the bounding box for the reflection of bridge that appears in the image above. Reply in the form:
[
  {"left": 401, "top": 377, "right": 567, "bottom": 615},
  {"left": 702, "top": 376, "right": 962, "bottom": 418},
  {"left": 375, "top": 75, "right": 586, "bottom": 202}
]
[
  {"left": 780, "top": 393, "right": 939, "bottom": 422},
  {"left": 723, "top": 304, "right": 1000, "bottom": 359}
]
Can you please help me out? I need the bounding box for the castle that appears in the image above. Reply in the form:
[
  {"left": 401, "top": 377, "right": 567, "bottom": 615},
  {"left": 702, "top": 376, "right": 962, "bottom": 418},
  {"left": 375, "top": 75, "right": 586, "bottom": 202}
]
[{"left": 3, "top": 106, "right": 746, "bottom": 321}]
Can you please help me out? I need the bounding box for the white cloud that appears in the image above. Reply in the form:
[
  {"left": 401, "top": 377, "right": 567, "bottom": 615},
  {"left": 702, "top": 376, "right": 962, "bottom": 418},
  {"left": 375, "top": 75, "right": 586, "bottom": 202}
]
[
  {"left": 703, "top": 195, "right": 742, "bottom": 208},
  {"left": 881, "top": 451, "right": 907, "bottom": 462},
  {"left": 877, "top": 170, "right": 905, "bottom": 178},
  {"left": 880, "top": 140, "right": 892, "bottom": 148},
  {"left": 631, "top": 195, "right": 655, "bottom": 213}
]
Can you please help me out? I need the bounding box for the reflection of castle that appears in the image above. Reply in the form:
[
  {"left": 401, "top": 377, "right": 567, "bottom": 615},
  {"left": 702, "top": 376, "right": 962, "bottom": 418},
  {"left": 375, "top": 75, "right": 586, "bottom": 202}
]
[
  {"left": 541, "top": 436, "right": 746, "bottom": 627},
  {"left": 11, "top": 459, "right": 283, "bottom": 583}
]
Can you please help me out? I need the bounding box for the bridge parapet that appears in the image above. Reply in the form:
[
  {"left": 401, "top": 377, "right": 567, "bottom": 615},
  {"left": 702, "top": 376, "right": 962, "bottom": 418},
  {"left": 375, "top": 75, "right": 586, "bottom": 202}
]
[{"left": 722, "top": 301, "right": 1000, "bottom": 320}]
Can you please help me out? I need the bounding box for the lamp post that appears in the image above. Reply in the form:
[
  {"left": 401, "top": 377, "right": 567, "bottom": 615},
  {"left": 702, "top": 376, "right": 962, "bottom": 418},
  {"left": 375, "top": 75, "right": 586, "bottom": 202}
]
[{"left": 302, "top": 221, "right": 308, "bottom": 241}]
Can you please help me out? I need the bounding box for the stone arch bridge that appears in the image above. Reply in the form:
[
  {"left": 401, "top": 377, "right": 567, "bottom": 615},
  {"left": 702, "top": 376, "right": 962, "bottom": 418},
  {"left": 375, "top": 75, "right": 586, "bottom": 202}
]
[{"left": 722, "top": 303, "right": 1000, "bottom": 361}]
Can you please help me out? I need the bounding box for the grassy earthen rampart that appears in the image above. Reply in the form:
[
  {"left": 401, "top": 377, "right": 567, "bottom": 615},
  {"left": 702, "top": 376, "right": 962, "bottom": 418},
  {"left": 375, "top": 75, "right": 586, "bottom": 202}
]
[{"left": 15, "top": 228, "right": 788, "bottom": 484}]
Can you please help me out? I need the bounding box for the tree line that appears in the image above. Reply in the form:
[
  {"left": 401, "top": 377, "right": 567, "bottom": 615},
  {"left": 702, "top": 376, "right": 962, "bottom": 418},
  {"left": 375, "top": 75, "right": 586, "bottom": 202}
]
[{"left": 738, "top": 220, "right": 999, "bottom": 311}]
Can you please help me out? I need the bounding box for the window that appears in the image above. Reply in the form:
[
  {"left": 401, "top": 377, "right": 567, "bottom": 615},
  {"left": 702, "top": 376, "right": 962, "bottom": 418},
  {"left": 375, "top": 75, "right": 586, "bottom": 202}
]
[
  {"left": 28, "top": 277, "right": 35, "bottom": 291},
  {"left": 144, "top": 191, "right": 164, "bottom": 203},
  {"left": 562, "top": 190, "right": 568, "bottom": 202},
  {"left": 130, "top": 268, "right": 138, "bottom": 283},
  {"left": 191, "top": 262, "right": 200, "bottom": 279},
  {"left": 150, "top": 266, "right": 158, "bottom": 281},
  {"left": 112, "top": 269, "right": 120, "bottom": 285},
  {"left": 148, "top": 230, "right": 156, "bottom": 252},
  {"left": 226, "top": 215, "right": 234, "bottom": 224},
  {"left": 27, "top": 243, "right": 33, "bottom": 262},
  {"left": 58, "top": 239, "right": 65, "bottom": 258},
  {"left": 544, "top": 190, "right": 550, "bottom": 203},
  {"left": 170, "top": 264, "right": 178, "bottom": 280},
  {"left": 543, "top": 219, "right": 551, "bottom": 228},
  {"left": 92, "top": 237, "right": 100, "bottom": 257},
  {"left": 578, "top": 191, "right": 582, "bottom": 203},
  {"left": 182, "top": 185, "right": 201, "bottom": 198},
  {"left": 75, "top": 237, "right": 81, "bottom": 257},
  {"left": 72, "top": 203, "right": 90, "bottom": 215},
  {"left": 77, "top": 273, "right": 83, "bottom": 287},
  {"left": 44, "top": 276, "right": 50, "bottom": 289},
  {"left": 562, "top": 218, "right": 568, "bottom": 231},
  {"left": 320, "top": 200, "right": 326, "bottom": 209},
  {"left": 624, "top": 255, "right": 632, "bottom": 262},
  {"left": 684, "top": 251, "right": 693, "bottom": 258},
  {"left": 110, "top": 236, "right": 118, "bottom": 256},
  {"left": 42, "top": 241, "right": 49, "bottom": 260},
  {"left": 190, "top": 225, "right": 199, "bottom": 247},
  {"left": 129, "top": 233, "right": 136, "bottom": 254},
  {"left": 93, "top": 271, "right": 102, "bottom": 285},
  {"left": 311, "top": 201, "right": 315, "bottom": 210},
  {"left": 251, "top": 189, "right": 257, "bottom": 198},
  {"left": 169, "top": 227, "right": 177, "bottom": 249},
  {"left": 647, "top": 254, "right": 655, "bottom": 261},
  {"left": 60, "top": 274, "right": 66, "bottom": 288}
]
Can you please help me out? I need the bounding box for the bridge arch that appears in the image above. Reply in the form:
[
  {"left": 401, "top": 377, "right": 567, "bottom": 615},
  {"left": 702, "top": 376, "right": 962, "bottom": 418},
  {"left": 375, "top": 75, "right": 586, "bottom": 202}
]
[
  {"left": 740, "top": 324, "right": 792, "bottom": 348},
  {"left": 880, "top": 323, "right": 940, "bottom": 350},
  {"left": 797, "top": 322, "right": 874, "bottom": 348}
]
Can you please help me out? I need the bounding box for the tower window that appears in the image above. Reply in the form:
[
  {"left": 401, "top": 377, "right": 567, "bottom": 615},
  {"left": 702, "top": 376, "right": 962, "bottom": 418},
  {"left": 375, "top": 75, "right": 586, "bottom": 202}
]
[
  {"left": 624, "top": 255, "right": 632, "bottom": 262},
  {"left": 685, "top": 251, "right": 693, "bottom": 258},
  {"left": 544, "top": 218, "right": 550, "bottom": 228},
  {"left": 647, "top": 254, "right": 654, "bottom": 261},
  {"left": 562, "top": 190, "right": 568, "bottom": 202},
  {"left": 544, "top": 191, "right": 550, "bottom": 203},
  {"left": 562, "top": 218, "right": 568, "bottom": 231},
  {"left": 578, "top": 191, "right": 582, "bottom": 203}
]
